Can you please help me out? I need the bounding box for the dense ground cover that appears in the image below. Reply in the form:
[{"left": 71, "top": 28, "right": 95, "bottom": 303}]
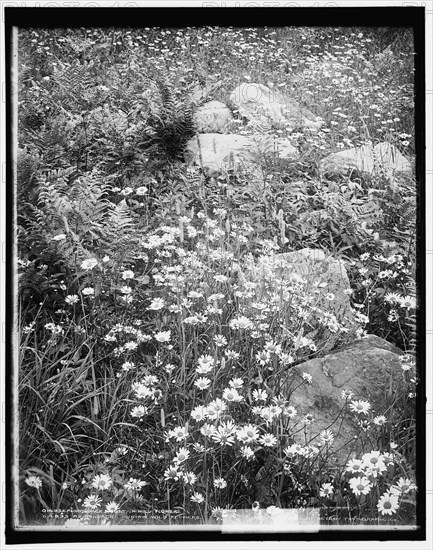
[{"left": 16, "top": 26, "right": 418, "bottom": 528}]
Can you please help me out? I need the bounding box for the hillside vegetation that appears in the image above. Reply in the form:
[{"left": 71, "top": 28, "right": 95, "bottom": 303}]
[{"left": 17, "top": 26, "right": 418, "bottom": 528}]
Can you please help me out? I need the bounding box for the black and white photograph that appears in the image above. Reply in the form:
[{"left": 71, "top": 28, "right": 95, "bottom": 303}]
[{"left": 1, "top": 2, "right": 430, "bottom": 548}]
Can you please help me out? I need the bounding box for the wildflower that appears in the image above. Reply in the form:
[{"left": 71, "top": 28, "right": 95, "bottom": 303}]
[
  {"left": 148, "top": 297, "right": 165, "bottom": 310},
  {"left": 302, "top": 372, "right": 312, "bottom": 384},
  {"left": 81, "top": 258, "right": 98, "bottom": 270},
  {"left": 224, "top": 350, "right": 239, "bottom": 362},
  {"left": 164, "top": 364, "right": 176, "bottom": 375},
  {"left": 133, "top": 383, "right": 152, "bottom": 399},
  {"left": 102, "top": 255, "right": 110, "bottom": 262},
  {"left": 164, "top": 467, "right": 181, "bottom": 482},
  {"left": 237, "top": 424, "right": 259, "bottom": 443},
  {"left": 24, "top": 475, "right": 42, "bottom": 489},
  {"left": 283, "top": 444, "right": 301, "bottom": 459},
  {"left": 83, "top": 495, "right": 102, "bottom": 509},
  {"left": 398, "top": 295, "right": 416, "bottom": 309},
  {"left": 283, "top": 406, "right": 297, "bottom": 418},
  {"left": 252, "top": 388, "right": 268, "bottom": 402},
  {"left": 341, "top": 390, "right": 354, "bottom": 400},
  {"left": 65, "top": 294, "right": 79, "bottom": 305},
  {"left": 208, "top": 293, "right": 225, "bottom": 302},
  {"left": 212, "top": 426, "right": 235, "bottom": 446},
  {"left": 211, "top": 506, "right": 227, "bottom": 522},
  {"left": 194, "top": 377, "right": 211, "bottom": 390},
  {"left": 387, "top": 310, "right": 399, "bottom": 322},
  {"left": 122, "top": 361, "right": 135, "bottom": 373},
  {"left": 362, "top": 451, "right": 384, "bottom": 467},
  {"left": 168, "top": 426, "right": 188, "bottom": 441},
  {"left": 136, "top": 186, "right": 148, "bottom": 195},
  {"left": 240, "top": 446, "right": 255, "bottom": 460},
  {"left": 214, "top": 477, "right": 227, "bottom": 489},
  {"left": 349, "top": 400, "right": 371, "bottom": 415},
  {"left": 196, "top": 354, "right": 214, "bottom": 374},
  {"left": 174, "top": 447, "right": 190, "bottom": 464},
  {"left": 256, "top": 350, "right": 271, "bottom": 366},
  {"left": 191, "top": 492, "right": 205, "bottom": 503},
  {"left": 272, "top": 395, "right": 287, "bottom": 407},
  {"left": 182, "top": 472, "right": 197, "bottom": 485},
  {"left": 319, "top": 483, "right": 334, "bottom": 498},
  {"left": 124, "top": 341, "right": 138, "bottom": 351},
  {"left": 206, "top": 398, "right": 226, "bottom": 419},
  {"left": 214, "top": 334, "right": 228, "bottom": 347},
  {"left": 384, "top": 292, "right": 401, "bottom": 304},
  {"left": 320, "top": 430, "right": 334, "bottom": 445},
  {"left": 185, "top": 291, "right": 201, "bottom": 301},
  {"left": 229, "top": 315, "right": 253, "bottom": 330},
  {"left": 222, "top": 387, "right": 243, "bottom": 402},
  {"left": 214, "top": 275, "right": 229, "bottom": 283},
  {"left": 345, "top": 458, "right": 364, "bottom": 474},
  {"left": 131, "top": 405, "right": 147, "bottom": 418},
  {"left": 279, "top": 353, "right": 295, "bottom": 366},
  {"left": 303, "top": 413, "right": 314, "bottom": 424},
  {"left": 143, "top": 375, "right": 158, "bottom": 386},
  {"left": 105, "top": 501, "right": 119, "bottom": 513},
  {"left": 377, "top": 492, "right": 399, "bottom": 516},
  {"left": 119, "top": 272, "right": 135, "bottom": 283},
  {"left": 91, "top": 474, "right": 112, "bottom": 491},
  {"left": 229, "top": 378, "right": 244, "bottom": 389},
  {"left": 373, "top": 415, "right": 387, "bottom": 426},
  {"left": 200, "top": 423, "right": 216, "bottom": 437},
  {"left": 349, "top": 476, "right": 372, "bottom": 496},
  {"left": 52, "top": 233, "right": 66, "bottom": 241},
  {"left": 259, "top": 433, "right": 278, "bottom": 447},
  {"left": 191, "top": 405, "right": 208, "bottom": 421},
  {"left": 82, "top": 287, "right": 95, "bottom": 296},
  {"left": 154, "top": 330, "right": 171, "bottom": 342},
  {"left": 193, "top": 443, "right": 205, "bottom": 453},
  {"left": 265, "top": 341, "right": 282, "bottom": 355},
  {"left": 124, "top": 478, "right": 147, "bottom": 491},
  {"left": 392, "top": 478, "right": 417, "bottom": 494}
]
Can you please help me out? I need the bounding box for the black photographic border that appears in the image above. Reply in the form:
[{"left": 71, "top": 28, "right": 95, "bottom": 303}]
[{"left": 3, "top": 4, "right": 427, "bottom": 545}]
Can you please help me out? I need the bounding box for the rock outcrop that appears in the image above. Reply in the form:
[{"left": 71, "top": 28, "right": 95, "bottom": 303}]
[
  {"left": 230, "top": 83, "right": 323, "bottom": 131},
  {"left": 194, "top": 100, "right": 233, "bottom": 133},
  {"left": 239, "top": 248, "right": 357, "bottom": 353},
  {"left": 281, "top": 335, "right": 408, "bottom": 466},
  {"left": 320, "top": 142, "right": 412, "bottom": 179},
  {"left": 185, "top": 133, "right": 298, "bottom": 176}
]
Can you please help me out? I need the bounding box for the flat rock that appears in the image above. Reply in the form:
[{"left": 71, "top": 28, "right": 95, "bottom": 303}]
[
  {"left": 229, "top": 83, "right": 323, "bottom": 131},
  {"left": 184, "top": 133, "right": 299, "bottom": 176},
  {"left": 194, "top": 100, "right": 233, "bottom": 133},
  {"left": 281, "top": 335, "right": 408, "bottom": 466},
  {"left": 238, "top": 248, "right": 357, "bottom": 355},
  {"left": 320, "top": 142, "right": 412, "bottom": 179}
]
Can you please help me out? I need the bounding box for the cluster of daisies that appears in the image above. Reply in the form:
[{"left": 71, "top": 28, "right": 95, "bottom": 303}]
[{"left": 318, "top": 450, "right": 417, "bottom": 516}]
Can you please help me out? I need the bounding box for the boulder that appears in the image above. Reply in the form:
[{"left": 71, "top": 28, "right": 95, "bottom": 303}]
[
  {"left": 281, "top": 335, "right": 408, "bottom": 466},
  {"left": 238, "top": 249, "right": 358, "bottom": 354},
  {"left": 184, "top": 133, "right": 298, "bottom": 176},
  {"left": 229, "top": 83, "right": 323, "bottom": 131},
  {"left": 320, "top": 142, "right": 412, "bottom": 180},
  {"left": 194, "top": 100, "right": 233, "bottom": 133}
]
